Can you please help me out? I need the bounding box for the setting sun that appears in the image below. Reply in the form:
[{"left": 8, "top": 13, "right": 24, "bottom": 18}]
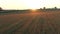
[{"left": 29, "top": 9, "right": 37, "bottom": 12}]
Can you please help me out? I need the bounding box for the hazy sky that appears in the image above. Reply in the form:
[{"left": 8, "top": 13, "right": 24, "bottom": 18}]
[{"left": 0, "top": 0, "right": 60, "bottom": 10}]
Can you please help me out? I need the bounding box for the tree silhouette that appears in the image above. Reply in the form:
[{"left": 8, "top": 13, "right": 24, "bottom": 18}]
[
  {"left": 40, "top": 8, "right": 42, "bottom": 9},
  {"left": 54, "top": 7, "right": 57, "bottom": 9},
  {"left": 43, "top": 7, "right": 46, "bottom": 9},
  {"left": 0, "top": 7, "right": 2, "bottom": 11}
]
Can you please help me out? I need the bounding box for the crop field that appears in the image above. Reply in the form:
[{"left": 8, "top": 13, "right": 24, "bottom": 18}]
[{"left": 0, "top": 10, "right": 60, "bottom": 34}]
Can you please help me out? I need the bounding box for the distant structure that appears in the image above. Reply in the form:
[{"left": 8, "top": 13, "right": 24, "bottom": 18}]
[{"left": 0, "top": 7, "right": 3, "bottom": 11}]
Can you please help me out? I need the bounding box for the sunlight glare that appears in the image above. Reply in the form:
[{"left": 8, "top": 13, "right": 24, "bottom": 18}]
[{"left": 30, "top": 9, "right": 37, "bottom": 12}]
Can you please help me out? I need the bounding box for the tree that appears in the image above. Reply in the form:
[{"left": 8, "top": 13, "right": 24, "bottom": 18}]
[
  {"left": 43, "top": 7, "right": 46, "bottom": 9},
  {"left": 54, "top": 7, "right": 57, "bottom": 9},
  {"left": 0, "top": 7, "right": 2, "bottom": 11},
  {"left": 40, "top": 8, "right": 42, "bottom": 9}
]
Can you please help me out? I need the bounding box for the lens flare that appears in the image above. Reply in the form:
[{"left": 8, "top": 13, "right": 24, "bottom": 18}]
[{"left": 30, "top": 9, "right": 37, "bottom": 12}]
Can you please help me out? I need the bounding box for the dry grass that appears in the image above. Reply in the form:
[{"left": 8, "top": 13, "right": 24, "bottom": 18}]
[{"left": 0, "top": 11, "right": 60, "bottom": 34}]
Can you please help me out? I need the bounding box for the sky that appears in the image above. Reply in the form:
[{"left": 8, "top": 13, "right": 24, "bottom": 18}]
[{"left": 0, "top": 0, "right": 60, "bottom": 10}]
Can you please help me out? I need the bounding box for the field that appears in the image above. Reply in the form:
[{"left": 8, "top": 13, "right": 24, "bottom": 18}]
[{"left": 0, "top": 10, "right": 60, "bottom": 34}]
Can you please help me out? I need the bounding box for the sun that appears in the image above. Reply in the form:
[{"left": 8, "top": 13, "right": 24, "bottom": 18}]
[
  {"left": 29, "top": 9, "right": 37, "bottom": 12},
  {"left": 31, "top": 9, "right": 37, "bottom": 11}
]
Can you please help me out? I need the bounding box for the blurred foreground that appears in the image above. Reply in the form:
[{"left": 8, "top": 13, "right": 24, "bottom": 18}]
[{"left": 0, "top": 10, "right": 60, "bottom": 34}]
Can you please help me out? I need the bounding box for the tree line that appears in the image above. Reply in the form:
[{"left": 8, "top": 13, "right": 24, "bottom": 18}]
[{"left": 0, "top": 7, "right": 59, "bottom": 11}]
